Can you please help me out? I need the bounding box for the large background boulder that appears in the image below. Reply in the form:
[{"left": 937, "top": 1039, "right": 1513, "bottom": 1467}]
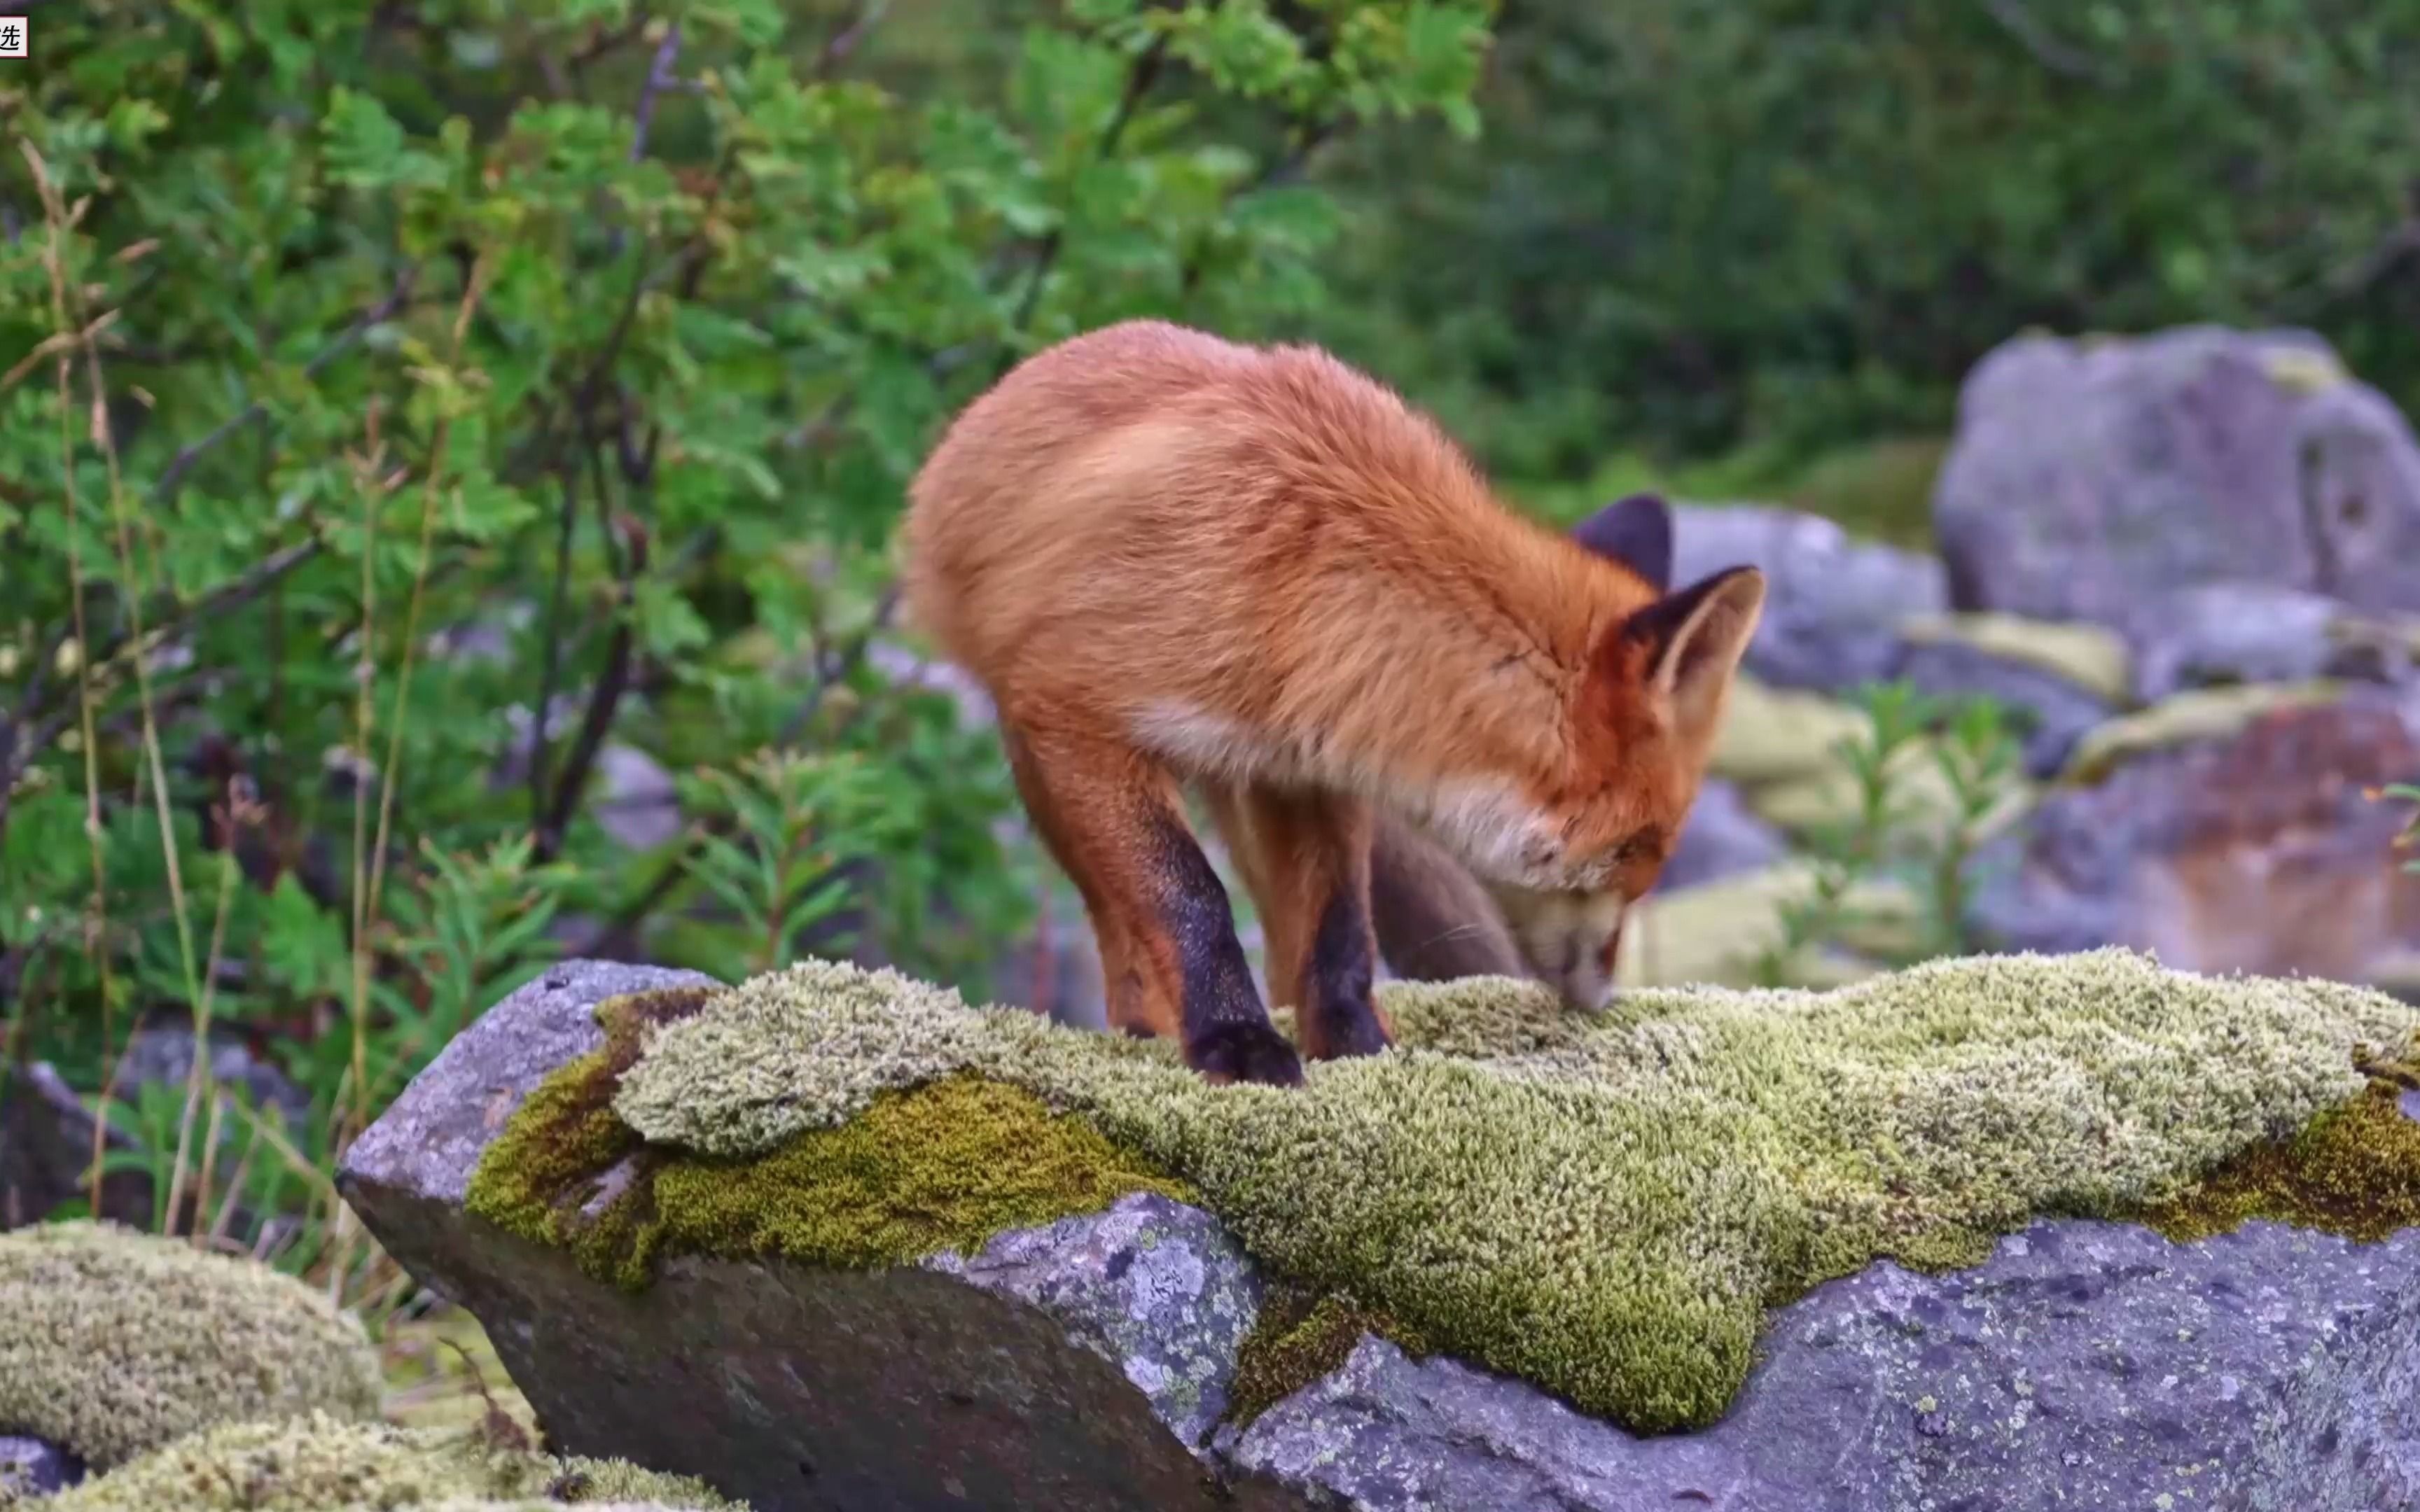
[
  {"left": 1969, "top": 691, "right": 2420, "bottom": 983},
  {"left": 1932, "top": 326, "right": 2420, "bottom": 626},
  {"left": 1669, "top": 503, "right": 1949, "bottom": 694}
]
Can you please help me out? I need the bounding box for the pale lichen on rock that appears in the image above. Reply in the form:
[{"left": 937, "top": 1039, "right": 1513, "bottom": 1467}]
[
  {"left": 38, "top": 1410, "right": 744, "bottom": 1512},
  {"left": 0, "top": 1222, "right": 384, "bottom": 1471}
]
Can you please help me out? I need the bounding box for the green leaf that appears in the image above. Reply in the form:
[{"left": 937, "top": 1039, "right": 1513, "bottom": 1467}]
[{"left": 634, "top": 580, "right": 713, "bottom": 657}]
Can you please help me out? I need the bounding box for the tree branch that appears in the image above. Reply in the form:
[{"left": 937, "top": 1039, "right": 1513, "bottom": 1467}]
[
  {"left": 1007, "top": 34, "right": 1171, "bottom": 336},
  {"left": 0, "top": 536, "right": 324, "bottom": 819},
  {"left": 774, "top": 585, "right": 901, "bottom": 749},
  {"left": 533, "top": 519, "right": 648, "bottom": 864},
  {"left": 150, "top": 270, "right": 419, "bottom": 506}
]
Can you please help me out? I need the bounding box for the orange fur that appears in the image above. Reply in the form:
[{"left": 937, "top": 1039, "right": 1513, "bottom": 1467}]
[{"left": 903, "top": 320, "right": 1764, "bottom": 1084}]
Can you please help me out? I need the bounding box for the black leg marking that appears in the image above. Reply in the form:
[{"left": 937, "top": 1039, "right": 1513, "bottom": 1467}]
[
  {"left": 1148, "top": 811, "right": 1303, "bottom": 1088},
  {"left": 1307, "top": 881, "right": 1391, "bottom": 1060}
]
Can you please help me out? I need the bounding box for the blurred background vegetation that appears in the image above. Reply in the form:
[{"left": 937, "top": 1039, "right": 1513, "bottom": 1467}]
[{"left": 4, "top": 0, "right": 2420, "bottom": 1313}]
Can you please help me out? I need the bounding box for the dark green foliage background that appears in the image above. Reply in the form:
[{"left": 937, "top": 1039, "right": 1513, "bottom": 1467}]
[{"left": 1314, "top": 0, "right": 2420, "bottom": 531}]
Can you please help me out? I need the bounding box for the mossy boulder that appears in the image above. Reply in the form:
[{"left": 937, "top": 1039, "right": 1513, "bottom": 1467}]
[
  {"left": 347, "top": 957, "right": 2420, "bottom": 1512},
  {"left": 537, "top": 953, "right": 2416, "bottom": 1435},
  {"left": 2059, "top": 680, "right": 2347, "bottom": 785},
  {"left": 0, "top": 1222, "right": 384, "bottom": 1471},
  {"left": 41, "top": 1410, "right": 742, "bottom": 1512},
  {"left": 1705, "top": 673, "right": 1868, "bottom": 790},
  {"left": 1893, "top": 612, "right": 2134, "bottom": 705}
]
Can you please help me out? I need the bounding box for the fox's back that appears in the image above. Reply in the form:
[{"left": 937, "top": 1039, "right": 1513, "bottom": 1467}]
[{"left": 901, "top": 321, "right": 1630, "bottom": 789}]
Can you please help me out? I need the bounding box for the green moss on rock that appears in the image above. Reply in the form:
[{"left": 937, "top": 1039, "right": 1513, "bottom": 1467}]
[
  {"left": 464, "top": 986, "right": 718, "bottom": 1274},
  {"left": 1226, "top": 1289, "right": 1428, "bottom": 1429},
  {"left": 473, "top": 951, "right": 2420, "bottom": 1436},
  {"left": 469, "top": 974, "right": 1192, "bottom": 1289},
  {"left": 647, "top": 1074, "right": 1192, "bottom": 1272},
  {"left": 2131, "top": 1078, "right": 2420, "bottom": 1243},
  {"left": 0, "top": 1222, "right": 384, "bottom": 1471},
  {"left": 42, "top": 1411, "right": 744, "bottom": 1512}
]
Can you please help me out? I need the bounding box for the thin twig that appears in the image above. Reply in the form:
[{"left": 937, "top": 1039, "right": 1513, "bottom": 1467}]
[
  {"left": 816, "top": 0, "right": 889, "bottom": 77},
  {"left": 1978, "top": 0, "right": 2119, "bottom": 86},
  {"left": 192, "top": 1014, "right": 230, "bottom": 1231},
  {"left": 630, "top": 23, "right": 684, "bottom": 163},
  {"left": 365, "top": 255, "right": 494, "bottom": 946},
  {"left": 164, "top": 846, "right": 242, "bottom": 1243},
  {"left": 345, "top": 400, "right": 387, "bottom": 1169}
]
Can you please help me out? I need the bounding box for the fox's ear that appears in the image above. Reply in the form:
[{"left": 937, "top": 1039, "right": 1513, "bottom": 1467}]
[
  {"left": 1618, "top": 566, "right": 1766, "bottom": 730},
  {"left": 1571, "top": 492, "right": 1674, "bottom": 591}
]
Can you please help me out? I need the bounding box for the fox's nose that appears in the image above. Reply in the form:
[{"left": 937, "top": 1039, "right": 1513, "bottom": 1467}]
[{"left": 1555, "top": 969, "right": 1615, "bottom": 1014}]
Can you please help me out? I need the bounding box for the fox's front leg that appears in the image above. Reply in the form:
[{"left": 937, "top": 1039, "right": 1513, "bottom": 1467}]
[
  {"left": 999, "top": 724, "right": 1305, "bottom": 1088},
  {"left": 1203, "top": 782, "right": 1393, "bottom": 1061}
]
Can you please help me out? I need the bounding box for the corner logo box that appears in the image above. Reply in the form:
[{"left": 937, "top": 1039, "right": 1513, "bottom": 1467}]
[{"left": 0, "top": 18, "right": 23, "bottom": 58}]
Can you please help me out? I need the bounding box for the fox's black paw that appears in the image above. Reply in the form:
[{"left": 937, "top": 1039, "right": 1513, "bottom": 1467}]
[
  {"left": 1188, "top": 1018, "right": 1307, "bottom": 1088},
  {"left": 1314, "top": 1001, "right": 1393, "bottom": 1060}
]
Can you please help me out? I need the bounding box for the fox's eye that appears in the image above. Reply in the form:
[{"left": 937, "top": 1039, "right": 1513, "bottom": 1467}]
[{"left": 1609, "top": 831, "right": 1662, "bottom": 866}]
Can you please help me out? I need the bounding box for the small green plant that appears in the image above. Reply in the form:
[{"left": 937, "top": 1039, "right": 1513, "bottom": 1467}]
[
  {"left": 676, "top": 749, "right": 883, "bottom": 978},
  {"left": 2378, "top": 783, "right": 2420, "bottom": 874},
  {"left": 1753, "top": 679, "right": 2023, "bottom": 984}
]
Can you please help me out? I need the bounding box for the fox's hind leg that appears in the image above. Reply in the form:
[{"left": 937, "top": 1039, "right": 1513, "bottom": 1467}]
[
  {"left": 1201, "top": 781, "right": 1394, "bottom": 1063},
  {"left": 999, "top": 723, "right": 1304, "bottom": 1088}
]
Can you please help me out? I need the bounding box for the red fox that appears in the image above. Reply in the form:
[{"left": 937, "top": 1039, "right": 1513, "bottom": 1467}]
[{"left": 901, "top": 321, "right": 1764, "bottom": 1086}]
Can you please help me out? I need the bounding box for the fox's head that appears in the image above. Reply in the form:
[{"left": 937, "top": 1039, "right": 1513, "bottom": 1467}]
[{"left": 1438, "top": 492, "right": 1765, "bottom": 1011}]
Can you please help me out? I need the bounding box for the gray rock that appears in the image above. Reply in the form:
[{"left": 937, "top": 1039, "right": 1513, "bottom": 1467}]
[
  {"left": 2248, "top": 1254, "right": 2420, "bottom": 1511},
  {"left": 590, "top": 744, "right": 682, "bottom": 852},
  {"left": 116, "top": 1025, "right": 313, "bottom": 1132},
  {"left": 1671, "top": 503, "right": 1949, "bottom": 694},
  {"left": 1968, "top": 693, "right": 2420, "bottom": 983},
  {"left": 2128, "top": 580, "right": 2416, "bottom": 703},
  {"left": 923, "top": 1195, "right": 1263, "bottom": 1451},
  {"left": 342, "top": 960, "right": 714, "bottom": 1210},
  {"left": 3, "top": 1027, "right": 318, "bottom": 1234},
  {"left": 345, "top": 960, "right": 2420, "bottom": 1512},
  {"left": 0, "top": 1434, "right": 85, "bottom": 1499},
  {"left": 339, "top": 960, "right": 1307, "bottom": 1512},
  {"left": 1, "top": 1062, "right": 152, "bottom": 1232},
  {"left": 980, "top": 887, "right": 1112, "bottom": 1032},
  {"left": 1884, "top": 636, "right": 2115, "bottom": 778},
  {"left": 1656, "top": 778, "right": 1789, "bottom": 892},
  {"left": 1934, "top": 326, "right": 2420, "bottom": 627},
  {"left": 1225, "top": 1220, "right": 2420, "bottom": 1512}
]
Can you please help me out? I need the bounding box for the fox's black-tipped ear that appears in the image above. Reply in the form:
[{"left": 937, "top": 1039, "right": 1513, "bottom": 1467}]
[
  {"left": 1571, "top": 492, "right": 1674, "bottom": 591},
  {"left": 1620, "top": 565, "right": 1767, "bottom": 729}
]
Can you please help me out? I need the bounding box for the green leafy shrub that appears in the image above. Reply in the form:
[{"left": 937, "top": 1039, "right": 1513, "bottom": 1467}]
[{"left": 0, "top": 0, "right": 1495, "bottom": 1289}]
